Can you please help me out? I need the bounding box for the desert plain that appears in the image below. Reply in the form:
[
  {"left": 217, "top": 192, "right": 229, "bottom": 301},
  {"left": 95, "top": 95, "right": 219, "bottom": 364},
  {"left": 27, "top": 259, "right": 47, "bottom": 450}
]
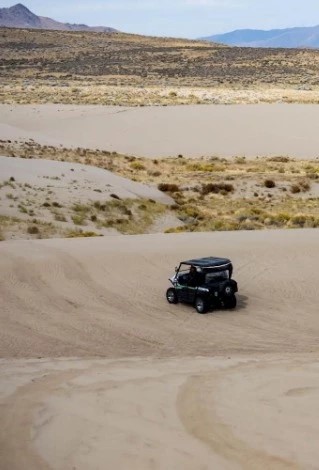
[{"left": 1, "top": 28, "right": 319, "bottom": 470}]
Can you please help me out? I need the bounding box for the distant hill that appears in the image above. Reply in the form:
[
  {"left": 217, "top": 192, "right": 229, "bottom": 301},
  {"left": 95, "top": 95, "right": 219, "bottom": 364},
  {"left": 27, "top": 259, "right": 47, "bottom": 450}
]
[
  {"left": 201, "top": 25, "right": 319, "bottom": 48},
  {"left": 0, "top": 3, "right": 118, "bottom": 32}
]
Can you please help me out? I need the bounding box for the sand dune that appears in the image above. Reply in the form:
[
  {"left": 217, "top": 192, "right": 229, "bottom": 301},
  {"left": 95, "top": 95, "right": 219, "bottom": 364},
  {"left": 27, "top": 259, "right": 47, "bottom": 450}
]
[
  {"left": 0, "top": 156, "right": 173, "bottom": 205},
  {"left": 1, "top": 100, "right": 319, "bottom": 468},
  {"left": 1, "top": 229, "right": 319, "bottom": 358},
  {"left": 1, "top": 229, "right": 319, "bottom": 468},
  {"left": 1, "top": 104, "right": 319, "bottom": 158}
]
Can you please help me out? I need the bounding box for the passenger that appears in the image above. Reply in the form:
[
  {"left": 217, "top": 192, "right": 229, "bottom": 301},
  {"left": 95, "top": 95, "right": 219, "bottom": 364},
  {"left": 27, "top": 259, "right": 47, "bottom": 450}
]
[{"left": 188, "top": 265, "right": 204, "bottom": 286}]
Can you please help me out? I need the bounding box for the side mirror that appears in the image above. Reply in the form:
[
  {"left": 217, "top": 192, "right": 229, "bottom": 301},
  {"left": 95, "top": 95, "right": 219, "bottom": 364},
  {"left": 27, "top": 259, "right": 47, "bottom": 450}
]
[{"left": 175, "top": 266, "right": 178, "bottom": 272}]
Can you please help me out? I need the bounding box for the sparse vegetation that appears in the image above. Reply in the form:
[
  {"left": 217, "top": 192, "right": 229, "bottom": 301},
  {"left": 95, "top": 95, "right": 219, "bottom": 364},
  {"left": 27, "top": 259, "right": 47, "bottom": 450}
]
[
  {"left": 1, "top": 141, "right": 318, "bottom": 238},
  {"left": 1, "top": 28, "right": 319, "bottom": 106}
]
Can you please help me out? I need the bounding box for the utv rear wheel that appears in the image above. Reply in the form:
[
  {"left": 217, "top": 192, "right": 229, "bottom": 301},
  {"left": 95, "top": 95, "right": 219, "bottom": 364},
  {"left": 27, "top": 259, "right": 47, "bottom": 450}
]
[
  {"left": 195, "top": 297, "right": 209, "bottom": 314},
  {"left": 166, "top": 288, "right": 178, "bottom": 304},
  {"left": 223, "top": 295, "right": 237, "bottom": 309}
]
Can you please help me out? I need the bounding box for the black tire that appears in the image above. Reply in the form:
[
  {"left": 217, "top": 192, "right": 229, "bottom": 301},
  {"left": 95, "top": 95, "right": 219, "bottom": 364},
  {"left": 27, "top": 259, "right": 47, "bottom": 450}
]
[
  {"left": 166, "top": 288, "right": 178, "bottom": 304},
  {"left": 195, "top": 297, "right": 209, "bottom": 314},
  {"left": 223, "top": 295, "right": 237, "bottom": 309}
]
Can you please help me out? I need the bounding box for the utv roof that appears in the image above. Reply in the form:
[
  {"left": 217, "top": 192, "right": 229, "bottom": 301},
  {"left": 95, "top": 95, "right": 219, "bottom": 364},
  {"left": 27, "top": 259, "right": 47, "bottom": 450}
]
[{"left": 181, "top": 257, "right": 232, "bottom": 268}]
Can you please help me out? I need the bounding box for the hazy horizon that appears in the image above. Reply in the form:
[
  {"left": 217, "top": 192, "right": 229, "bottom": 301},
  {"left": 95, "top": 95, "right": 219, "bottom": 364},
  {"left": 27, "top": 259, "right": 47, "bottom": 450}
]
[{"left": 1, "top": 0, "right": 319, "bottom": 38}]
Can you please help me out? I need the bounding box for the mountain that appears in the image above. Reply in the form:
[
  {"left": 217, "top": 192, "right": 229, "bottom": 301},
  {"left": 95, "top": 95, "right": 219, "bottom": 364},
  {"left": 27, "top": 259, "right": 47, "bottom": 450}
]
[
  {"left": 0, "top": 3, "right": 117, "bottom": 32},
  {"left": 201, "top": 25, "right": 319, "bottom": 48}
]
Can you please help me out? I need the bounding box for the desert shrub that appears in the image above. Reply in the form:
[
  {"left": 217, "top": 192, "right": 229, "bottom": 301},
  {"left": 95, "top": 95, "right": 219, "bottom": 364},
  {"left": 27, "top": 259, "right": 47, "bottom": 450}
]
[
  {"left": 18, "top": 204, "right": 28, "bottom": 213},
  {"left": 235, "top": 156, "right": 246, "bottom": 164},
  {"left": 42, "top": 202, "right": 51, "bottom": 207},
  {"left": 299, "top": 180, "right": 310, "bottom": 192},
  {"left": 54, "top": 213, "right": 67, "bottom": 222},
  {"left": 275, "top": 213, "right": 291, "bottom": 224},
  {"left": 158, "top": 183, "right": 180, "bottom": 193},
  {"left": 93, "top": 201, "right": 102, "bottom": 210},
  {"left": 67, "top": 230, "right": 101, "bottom": 238},
  {"left": 72, "top": 214, "right": 87, "bottom": 226},
  {"left": 290, "top": 184, "right": 301, "bottom": 194},
  {"left": 72, "top": 203, "right": 90, "bottom": 213},
  {"left": 307, "top": 173, "right": 319, "bottom": 180},
  {"left": 52, "top": 201, "right": 63, "bottom": 208},
  {"left": 27, "top": 225, "right": 39, "bottom": 234},
  {"left": 165, "top": 226, "right": 187, "bottom": 234},
  {"left": 201, "top": 183, "right": 234, "bottom": 195},
  {"left": 268, "top": 156, "right": 290, "bottom": 163},
  {"left": 290, "top": 215, "right": 307, "bottom": 227},
  {"left": 110, "top": 193, "right": 121, "bottom": 200},
  {"left": 264, "top": 179, "right": 276, "bottom": 188},
  {"left": 130, "top": 161, "right": 146, "bottom": 171},
  {"left": 180, "top": 206, "right": 201, "bottom": 219},
  {"left": 187, "top": 162, "right": 216, "bottom": 172}
]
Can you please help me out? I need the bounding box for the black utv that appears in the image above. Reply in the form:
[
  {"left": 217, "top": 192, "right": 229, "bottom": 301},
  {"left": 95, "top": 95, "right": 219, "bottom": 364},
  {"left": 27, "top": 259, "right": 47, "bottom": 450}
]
[{"left": 166, "top": 257, "right": 238, "bottom": 314}]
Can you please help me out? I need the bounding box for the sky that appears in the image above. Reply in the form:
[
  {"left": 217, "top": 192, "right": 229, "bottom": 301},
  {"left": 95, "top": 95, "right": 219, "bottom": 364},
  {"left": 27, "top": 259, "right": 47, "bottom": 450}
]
[{"left": 2, "top": 0, "right": 319, "bottom": 38}]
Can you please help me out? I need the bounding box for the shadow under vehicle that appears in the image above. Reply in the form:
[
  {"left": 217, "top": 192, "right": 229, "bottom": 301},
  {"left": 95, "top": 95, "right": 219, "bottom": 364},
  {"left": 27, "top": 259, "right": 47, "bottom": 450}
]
[{"left": 166, "top": 257, "right": 238, "bottom": 314}]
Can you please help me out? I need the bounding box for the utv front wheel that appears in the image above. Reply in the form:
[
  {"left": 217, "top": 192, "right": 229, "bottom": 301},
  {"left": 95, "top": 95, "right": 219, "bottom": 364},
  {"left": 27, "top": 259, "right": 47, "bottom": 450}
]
[
  {"left": 195, "top": 297, "right": 209, "bottom": 314},
  {"left": 223, "top": 295, "right": 237, "bottom": 309},
  {"left": 166, "top": 288, "right": 178, "bottom": 304}
]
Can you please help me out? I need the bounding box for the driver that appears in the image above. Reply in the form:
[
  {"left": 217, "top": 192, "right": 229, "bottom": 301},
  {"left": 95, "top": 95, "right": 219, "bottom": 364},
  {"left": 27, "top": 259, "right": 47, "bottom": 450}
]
[{"left": 188, "top": 265, "right": 202, "bottom": 286}]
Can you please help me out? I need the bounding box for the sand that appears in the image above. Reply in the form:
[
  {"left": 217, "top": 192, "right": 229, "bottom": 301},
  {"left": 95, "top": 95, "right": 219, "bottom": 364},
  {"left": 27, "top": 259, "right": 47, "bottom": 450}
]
[
  {"left": 1, "top": 103, "right": 319, "bottom": 158},
  {"left": 1, "top": 229, "right": 319, "bottom": 469},
  {"left": 1, "top": 100, "right": 319, "bottom": 469},
  {"left": 0, "top": 156, "right": 172, "bottom": 205}
]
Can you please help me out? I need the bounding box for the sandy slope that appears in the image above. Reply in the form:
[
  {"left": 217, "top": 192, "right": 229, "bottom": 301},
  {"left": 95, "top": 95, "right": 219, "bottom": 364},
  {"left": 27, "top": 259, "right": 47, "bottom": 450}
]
[
  {"left": 1, "top": 229, "right": 319, "bottom": 469},
  {"left": 1, "top": 104, "right": 319, "bottom": 158},
  {"left": 2, "top": 355, "right": 319, "bottom": 470},
  {"left": 0, "top": 155, "right": 173, "bottom": 206},
  {"left": 1, "top": 229, "right": 319, "bottom": 358}
]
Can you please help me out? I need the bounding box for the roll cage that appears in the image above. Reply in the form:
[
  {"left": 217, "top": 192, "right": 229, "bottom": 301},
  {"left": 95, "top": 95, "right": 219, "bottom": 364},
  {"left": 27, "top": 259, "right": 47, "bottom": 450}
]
[{"left": 174, "top": 257, "right": 233, "bottom": 281}]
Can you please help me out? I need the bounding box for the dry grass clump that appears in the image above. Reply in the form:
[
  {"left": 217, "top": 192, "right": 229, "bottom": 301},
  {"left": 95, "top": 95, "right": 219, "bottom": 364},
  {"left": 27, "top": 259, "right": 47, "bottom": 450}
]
[
  {"left": 201, "top": 183, "right": 234, "bottom": 195},
  {"left": 268, "top": 156, "right": 291, "bottom": 163},
  {"left": 66, "top": 230, "right": 101, "bottom": 238},
  {"left": 27, "top": 225, "right": 40, "bottom": 235},
  {"left": 158, "top": 183, "right": 180, "bottom": 193},
  {"left": 290, "top": 179, "right": 311, "bottom": 193}
]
